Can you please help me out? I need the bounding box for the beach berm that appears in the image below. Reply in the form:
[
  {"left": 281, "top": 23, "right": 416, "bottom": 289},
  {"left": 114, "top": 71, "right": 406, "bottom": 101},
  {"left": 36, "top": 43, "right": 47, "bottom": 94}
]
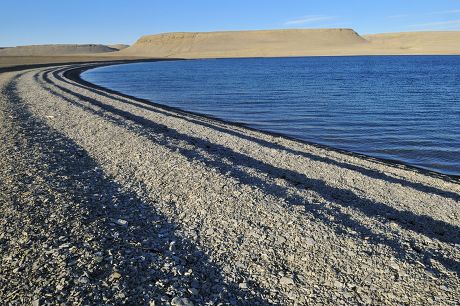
[{"left": 0, "top": 61, "right": 459, "bottom": 304}]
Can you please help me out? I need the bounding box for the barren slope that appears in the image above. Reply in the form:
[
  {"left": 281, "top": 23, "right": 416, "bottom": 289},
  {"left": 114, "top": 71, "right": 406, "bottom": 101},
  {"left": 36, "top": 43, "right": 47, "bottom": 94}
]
[
  {"left": 0, "top": 44, "right": 119, "bottom": 56},
  {"left": 108, "top": 44, "right": 130, "bottom": 50},
  {"left": 364, "top": 31, "right": 460, "bottom": 54},
  {"left": 118, "top": 29, "right": 460, "bottom": 58},
  {"left": 3, "top": 30, "right": 460, "bottom": 63},
  {"left": 118, "top": 28, "right": 370, "bottom": 58}
]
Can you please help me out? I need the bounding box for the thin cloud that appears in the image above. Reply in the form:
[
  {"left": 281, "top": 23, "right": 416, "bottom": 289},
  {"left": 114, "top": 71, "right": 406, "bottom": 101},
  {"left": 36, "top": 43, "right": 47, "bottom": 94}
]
[
  {"left": 387, "top": 14, "right": 410, "bottom": 19},
  {"left": 387, "top": 9, "right": 460, "bottom": 19},
  {"left": 431, "top": 9, "right": 460, "bottom": 15},
  {"left": 284, "top": 15, "right": 335, "bottom": 26},
  {"left": 409, "top": 19, "right": 460, "bottom": 27}
]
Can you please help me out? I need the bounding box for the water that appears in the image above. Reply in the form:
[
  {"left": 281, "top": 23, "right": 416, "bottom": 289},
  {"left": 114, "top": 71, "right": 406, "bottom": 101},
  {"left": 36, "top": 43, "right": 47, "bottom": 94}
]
[{"left": 82, "top": 56, "right": 460, "bottom": 176}]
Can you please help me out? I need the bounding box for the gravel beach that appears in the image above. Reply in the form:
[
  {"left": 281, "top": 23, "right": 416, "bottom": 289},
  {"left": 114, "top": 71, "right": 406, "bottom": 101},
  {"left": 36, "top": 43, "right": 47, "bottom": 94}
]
[{"left": 1, "top": 62, "right": 459, "bottom": 305}]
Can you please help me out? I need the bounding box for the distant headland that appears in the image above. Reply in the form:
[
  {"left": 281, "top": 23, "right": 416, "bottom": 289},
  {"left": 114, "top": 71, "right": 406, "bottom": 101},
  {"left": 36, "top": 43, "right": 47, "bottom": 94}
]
[{"left": 2, "top": 28, "right": 460, "bottom": 68}]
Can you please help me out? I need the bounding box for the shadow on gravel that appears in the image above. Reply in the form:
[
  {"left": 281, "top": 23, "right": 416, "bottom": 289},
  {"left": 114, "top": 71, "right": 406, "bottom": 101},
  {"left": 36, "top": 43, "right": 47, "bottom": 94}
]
[
  {"left": 59, "top": 66, "right": 460, "bottom": 202},
  {"left": 6, "top": 75, "right": 268, "bottom": 305},
  {"left": 40, "top": 69, "right": 460, "bottom": 277}
]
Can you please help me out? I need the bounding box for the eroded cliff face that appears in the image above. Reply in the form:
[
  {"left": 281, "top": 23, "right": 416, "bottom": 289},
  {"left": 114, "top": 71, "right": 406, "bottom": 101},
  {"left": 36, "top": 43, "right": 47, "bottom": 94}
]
[
  {"left": 116, "top": 29, "right": 460, "bottom": 58},
  {"left": 4, "top": 29, "right": 460, "bottom": 60}
]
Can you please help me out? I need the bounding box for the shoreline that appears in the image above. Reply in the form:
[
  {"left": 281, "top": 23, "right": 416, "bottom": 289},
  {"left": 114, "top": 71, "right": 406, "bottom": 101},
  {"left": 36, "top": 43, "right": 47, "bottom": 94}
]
[
  {"left": 3, "top": 53, "right": 460, "bottom": 70},
  {"left": 70, "top": 60, "right": 460, "bottom": 182},
  {"left": 0, "top": 57, "right": 183, "bottom": 72},
  {"left": 1, "top": 61, "right": 459, "bottom": 304}
]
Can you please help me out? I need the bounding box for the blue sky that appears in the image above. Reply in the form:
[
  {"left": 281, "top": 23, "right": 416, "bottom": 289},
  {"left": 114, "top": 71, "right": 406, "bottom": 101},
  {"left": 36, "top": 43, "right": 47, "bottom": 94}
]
[{"left": 2, "top": 0, "right": 460, "bottom": 46}]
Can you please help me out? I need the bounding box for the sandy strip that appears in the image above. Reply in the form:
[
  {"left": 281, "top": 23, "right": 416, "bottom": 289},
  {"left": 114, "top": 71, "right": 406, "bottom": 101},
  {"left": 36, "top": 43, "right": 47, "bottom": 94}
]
[{"left": 0, "top": 62, "right": 459, "bottom": 305}]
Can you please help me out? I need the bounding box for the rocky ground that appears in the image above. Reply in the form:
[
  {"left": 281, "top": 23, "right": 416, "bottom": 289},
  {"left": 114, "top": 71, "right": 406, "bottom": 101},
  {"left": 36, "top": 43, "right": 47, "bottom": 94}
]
[{"left": 0, "top": 62, "right": 459, "bottom": 305}]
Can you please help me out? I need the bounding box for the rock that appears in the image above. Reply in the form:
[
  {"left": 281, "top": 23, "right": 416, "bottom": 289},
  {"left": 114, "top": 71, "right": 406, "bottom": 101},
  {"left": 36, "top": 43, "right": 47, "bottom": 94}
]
[
  {"left": 440, "top": 285, "right": 449, "bottom": 291},
  {"left": 389, "top": 262, "right": 399, "bottom": 270},
  {"left": 287, "top": 292, "right": 297, "bottom": 300},
  {"left": 114, "top": 219, "right": 128, "bottom": 227},
  {"left": 171, "top": 297, "right": 194, "bottom": 306},
  {"left": 188, "top": 288, "right": 199, "bottom": 295},
  {"left": 305, "top": 237, "right": 315, "bottom": 247},
  {"left": 239, "top": 282, "right": 248, "bottom": 289},
  {"left": 275, "top": 236, "right": 287, "bottom": 245},
  {"left": 280, "top": 276, "right": 295, "bottom": 286},
  {"left": 58, "top": 243, "right": 71, "bottom": 249},
  {"left": 78, "top": 276, "right": 89, "bottom": 284},
  {"left": 110, "top": 271, "right": 122, "bottom": 281},
  {"left": 334, "top": 281, "right": 344, "bottom": 288},
  {"left": 360, "top": 294, "right": 372, "bottom": 304},
  {"left": 2, "top": 64, "right": 459, "bottom": 306}
]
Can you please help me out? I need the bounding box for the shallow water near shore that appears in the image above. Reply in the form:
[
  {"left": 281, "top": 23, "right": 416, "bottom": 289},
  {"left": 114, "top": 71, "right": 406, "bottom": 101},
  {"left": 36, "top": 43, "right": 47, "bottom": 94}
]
[{"left": 82, "top": 56, "right": 460, "bottom": 176}]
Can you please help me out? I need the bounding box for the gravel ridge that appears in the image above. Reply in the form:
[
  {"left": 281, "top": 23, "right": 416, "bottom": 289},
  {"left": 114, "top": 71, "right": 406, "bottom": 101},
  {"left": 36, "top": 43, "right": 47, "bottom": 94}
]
[{"left": 1, "top": 63, "right": 459, "bottom": 305}]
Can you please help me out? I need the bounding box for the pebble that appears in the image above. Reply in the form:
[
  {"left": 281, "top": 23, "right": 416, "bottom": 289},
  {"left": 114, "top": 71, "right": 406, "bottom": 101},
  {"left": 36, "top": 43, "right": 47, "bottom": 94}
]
[
  {"left": 171, "top": 297, "right": 194, "bottom": 306},
  {"left": 280, "top": 277, "right": 295, "bottom": 286},
  {"left": 440, "top": 285, "right": 449, "bottom": 291},
  {"left": 275, "top": 236, "right": 287, "bottom": 245},
  {"left": 188, "top": 288, "right": 199, "bottom": 295},
  {"left": 239, "top": 282, "right": 248, "bottom": 289},
  {"left": 1, "top": 64, "right": 458, "bottom": 306},
  {"left": 58, "top": 243, "right": 71, "bottom": 249},
  {"left": 305, "top": 237, "right": 315, "bottom": 247},
  {"left": 334, "top": 281, "right": 344, "bottom": 288},
  {"left": 389, "top": 262, "right": 399, "bottom": 271},
  {"left": 360, "top": 294, "right": 372, "bottom": 304},
  {"left": 114, "top": 219, "right": 128, "bottom": 227},
  {"left": 110, "top": 272, "right": 122, "bottom": 281}
]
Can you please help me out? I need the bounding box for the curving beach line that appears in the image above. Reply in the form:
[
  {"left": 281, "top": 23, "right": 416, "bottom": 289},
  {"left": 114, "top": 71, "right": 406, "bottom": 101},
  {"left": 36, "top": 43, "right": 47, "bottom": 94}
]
[{"left": 1, "top": 62, "right": 459, "bottom": 304}]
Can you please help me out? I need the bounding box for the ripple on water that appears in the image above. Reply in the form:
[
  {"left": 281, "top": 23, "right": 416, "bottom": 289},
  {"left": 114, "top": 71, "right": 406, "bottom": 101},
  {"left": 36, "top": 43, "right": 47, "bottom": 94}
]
[{"left": 82, "top": 56, "right": 460, "bottom": 176}]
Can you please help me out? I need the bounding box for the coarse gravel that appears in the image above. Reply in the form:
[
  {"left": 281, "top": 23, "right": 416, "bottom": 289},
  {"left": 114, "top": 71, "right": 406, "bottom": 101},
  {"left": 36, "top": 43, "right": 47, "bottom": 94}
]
[{"left": 1, "top": 62, "right": 459, "bottom": 305}]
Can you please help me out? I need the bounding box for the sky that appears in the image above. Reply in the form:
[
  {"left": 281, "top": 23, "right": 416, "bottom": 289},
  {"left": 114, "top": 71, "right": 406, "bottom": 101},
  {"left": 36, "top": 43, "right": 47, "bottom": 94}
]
[{"left": 2, "top": 0, "right": 460, "bottom": 46}]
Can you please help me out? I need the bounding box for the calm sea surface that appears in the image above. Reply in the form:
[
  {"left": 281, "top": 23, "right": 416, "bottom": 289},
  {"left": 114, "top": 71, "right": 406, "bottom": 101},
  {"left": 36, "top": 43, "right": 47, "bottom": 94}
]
[{"left": 82, "top": 56, "right": 460, "bottom": 176}]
